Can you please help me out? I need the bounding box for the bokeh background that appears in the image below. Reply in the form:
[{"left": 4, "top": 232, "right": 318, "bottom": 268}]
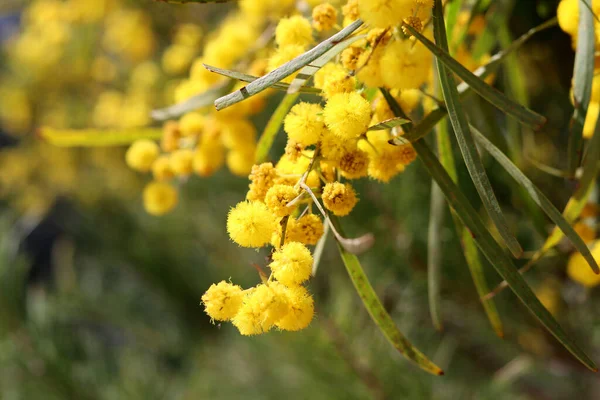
[{"left": 1, "top": 0, "right": 599, "bottom": 399}]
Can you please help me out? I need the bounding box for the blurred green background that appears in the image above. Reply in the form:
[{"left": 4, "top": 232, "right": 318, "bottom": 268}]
[{"left": 1, "top": 1, "right": 600, "bottom": 399}]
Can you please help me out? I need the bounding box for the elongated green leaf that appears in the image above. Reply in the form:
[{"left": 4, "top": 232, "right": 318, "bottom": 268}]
[
  {"left": 567, "top": 0, "right": 596, "bottom": 175},
  {"left": 287, "top": 34, "right": 366, "bottom": 94},
  {"left": 368, "top": 117, "right": 411, "bottom": 131},
  {"left": 311, "top": 223, "right": 329, "bottom": 276},
  {"left": 384, "top": 88, "right": 596, "bottom": 372},
  {"left": 445, "top": 0, "right": 462, "bottom": 41},
  {"left": 435, "top": 112, "right": 504, "bottom": 337},
  {"left": 414, "top": 139, "right": 597, "bottom": 372},
  {"left": 471, "top": 125, "right": 600, "bottom": 274},
  {"left": 203, "top": 64, "right": 321, "bottom": 94},
  {"left": 395, "top": 18, "right": 557, "bottom": 145},
  {"left": 255, "top": 93, "right": 299, "bottom": 163},
  {"left": 427, "top": 179, "right": 445, "bottom": 331},
  {"left": 405, "top": 24, "right": 547, "bottom": 130},
  {"left": 151, "top": 80, "right": 235, "bottom": 120},
  {"left": 332, "top": 217, "right": 444, "bottom": 376},
  {"left": 39, "top": 127, "right": 162, "bottom": 147},
  {"left": 431, "top": 0, "right": 523, "bottom": 258},
  {"left": 215, "top": 19, "right": 363, "bottom": 110}
]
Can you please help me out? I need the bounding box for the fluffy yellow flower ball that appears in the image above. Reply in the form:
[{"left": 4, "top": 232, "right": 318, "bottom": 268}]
[
  {"left": 270, "top": 242, "right": 313, "bottom": 286},
  {"left": 358, "top": 0, "right": 431, "bottom": 28},
  {"left": 152, "top": 155, "right": 174, "bottom": 181},
  {"left": 143, "top": 181, "right": 178, "bottom": 216},
  {"left": 339, "top": 148, "right": 369, "bottom": 179},
  {"left": 322, "top": 182, "right": 358, "bottom": 216},
  {"left": 170, "top": 149, "right": 194, "bottom": 176},
  {"left": 227, "top": 201, "right": 277, "bottom": 248},
  {"left": 126, "top": 139, "right": 159, "bottom": 172},
  {"left": 264, "top": 184, "right": 298, "bottom": 217},
  {"left": 202, "top": 281, "right": 244, "bottom": 321},
  {"left": 312, "top": 3, "right": 338, "bottom": 32},
  {"left": 323, "top": 92, "right": 371, "bottom": 139},
  {"left": 283, "top": 102, "right": 328, "bottom": 146},
  {"left": 227, "top": 149, "right": 255, "bottom": 177},
  {"left": 232, "top": 283, "right": 290, "bottom": 335},
  {"left": 381, "top": 39, "right": 432, "bottom": 90},
  {"left": 179, "top": 112, "right": 205, "bottom": 137},
  {"left": 247, "top": 162, "right": 277, "bottom": 202},
  {"left": 567, "top": 241, "right": 600, "bottom": 288},
  {"left": 275, "top": 15, "right": 314, "bottom": 48},
  {"left": 276, "top": 285, "right": 315, "bottom": 331}
]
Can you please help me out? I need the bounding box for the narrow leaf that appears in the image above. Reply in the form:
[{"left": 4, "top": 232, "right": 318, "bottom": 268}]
[
  {"left": 203, "top": 64, "right": 321, "bottom": 94},
  {"left": 151, "top": 80, "right": 235, "bottom": 120},
  {"left": 332, "top": 216, "right": 444, "bottom": 376},
  {"left": 368, "top": 116, "right": 411, "bottom": 131},
  {"left": 384, "top": 91, "right": 596, "bottom": 371},
  {"left": 311, "top": 223, "right": 329, "bottom": 276},
  {"left": 39, "top": 127, "right": 162, "bottom": 147},
  {"left": 287, "top": 34, "right": 366, "bottom": 94},
  {"left": 431, "top": 0, "right": 523, "bottom": 258},
  {"left": 406, "top": 24, "right": 547, "bottom": 130},
  {"left": 427, "top": 180, "right": 445, "bottom": 331},
  {"left": 255, "top": 93, "right": 300, "bottom": 163},
  {"left": 471, "top": 124, "right": 599, "bottom": 274},
  {"left": 445, "top": 0, "right": 462, "bottom": 41},
  {"left": 215, "top": 19, "right": 363, "bottom": 110},
  {"left": 567, "top": 0, "right": 596, "bottom": 175}
]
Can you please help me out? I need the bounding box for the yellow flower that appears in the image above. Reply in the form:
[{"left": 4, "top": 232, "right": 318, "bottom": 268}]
[
  {"left": 312, "top": 3, "right": 338, "bottom": 32},
  {"left": 227, "top": 149, "right": 255, "bottom": 177},
  {"left": 567, "top": 240, "right": 600, "bottom": 288},
  {"left": 284, "top": 102, "right": 328, "bottom": 146},
  {"left": 247, "top": 162, "right": 278, "bottom": 202},
  {"left": 202, "top": 281, "right": 244, "bottom": 321},
  {"left": 143, "top": 181, "right": 178, "bottom": 216},
  {"left": 322, "top": 181, "right": 358, "bottom": 216},
  {"left": 380, "top": 39, "right": 432, "bottom": 90},
  {"left": 227, "top": 201, "right": 277, "bottom": 248},
  {"left": 275, "top": 15, "right": 313, "bottom": 48},
  {"left": 270, "top": 241, "right": 313, "bottom": 286},
  {"left": 170, "top": 149, "right": 194, "bottom": 176},
  {"left": 288, "top": 213, "right": 324, "bottom": 246},
  {"left": 339, "top": 148, "right": 369, "bottom": 179},
  {"left": 276, "top": 285, "right": 315, "bottom": 331},
  {"left": 179, "top": 112, "right": 205, "bottom": 137},
  {"left": 323, "top": 92, "right": 371, "bottom": 139},
  {"left": 265, "top": 184, "right": 299, "bottom": 217},
  {"left": 221, "top": 119, "right": 257, "bottom": 150},
  {"left": 126, "top": 139, "right": 160, "bottom": 172},
  {"left": 152, "top": 155, "right": 174, "bottom": 181},
  {"left": 193, "top": 139, "right": 225, "bottom": 177},
  {"left": 232, "top": 283, "right": 290, "bottom": 335}
]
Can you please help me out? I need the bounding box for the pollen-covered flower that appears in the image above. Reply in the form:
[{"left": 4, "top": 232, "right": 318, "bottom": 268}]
[
  {"left": 380, "top": 39, "right": 432, "bottom": 90},
  {"left": 247, "top": 162, "right": 277, "bottom": 202},
  {"left": 276, "top": 285, "right": 315, "bottom": 331},
  {"left": 152, "top": 155, "right": 174, "bottom": 181},
  {"left": 179, "top": 112, "right": 205, "bottom": 137},
  {"left": 202, "top": 281, "right": 244, "bottom": 321},
  {"left": 170, "top": 148, "right": 194, "bottom": 176},
  {"left": 270, "top": 241, "right": 313, "bottom": 286},
  {"left": 289, "top": 213, "right": 324, "bottom": 245},
  {"left": 339, "top": 148, "right": 369, "bottom": 179},
  {"left": 232, "top": 283, "right": 290, "bottom": 335},
  {"left": 567, "top": 241, "right": 600, "bottom": 288},
  {"left": 143, "top": 181, "right": 178, "bottom": 216},
  {"left": 312, "top": 3, "right": 338, "bottom": 32},
  {"left": 323, "top": 92, "right": 371, "bottom": 140},
  {"left": 341, "top": 46, "right": 363, "bottom": 70},
  {"left": 275, "top": 15, "right": 313, "bottom": 48},
  {"left": 126, "top": 139, "right": 159, "bottom": 172},
  {"left": 284, "top": 102, "right": 328, "bottom": 146},
  {"left": 227, "top": 149, "right": 255, "bottom": 177},
  {"left": 227, "top": 201, "right": 277, "bottom": 248},
  {"left": 322, "top": 182, "right": 358, "bottom": 216},
  {"left": 265, "top": 184, "right": 298, "bottom": 217},
  {"left": 358, "top": 0, "right": 431, "bottom": 28}
]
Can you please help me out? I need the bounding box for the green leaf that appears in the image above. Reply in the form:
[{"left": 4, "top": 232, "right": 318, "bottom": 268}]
[
  {"left": 367, "top": 116, "right": 412, "bottom": 131},
  {"left": 567, "top": 0, "right": 596, "bottom": 175},
  {"left": 470, "top": 124, "right": 600, "bottom": 274},
  {"left": 431, "top": 0, "right": 523, "bottom": 259},
  {"left": 445, "top": 0, "right": 462, "bottom": 41},
  {"left": 215, "top": 19, "right": 363, "bottom": 110},
  {"left": 287, "top": 34, "right": 366, "bottom": 94},
  {"left": 40, "top": 127, "right": 163, "bottom": 147},
  {"left": 427, "top": 179, "right": 445, "bottom": 331},
  {"left": 435, "top": 112, "right": 503, "bottom": 337},
  {"left": 406, "top": 24, "right": 547, "bottom": 130},
  {"left": 384, "top": 86, "right": 596, "bottom": 372},
  {"left": 255, "top": 93, "right": 300, "bottom": 163},
  {"left": 151, "top": 80, "right": 235, "bottom": 120},
  {"left": 413, "top": 139, "right": 597, "bottom": 372},
  {"left": 203, "top": 64, "right": 322, "bottom": 94},
  {"left": 332, "top": 216, "right": 444, "bottom": 376}
]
